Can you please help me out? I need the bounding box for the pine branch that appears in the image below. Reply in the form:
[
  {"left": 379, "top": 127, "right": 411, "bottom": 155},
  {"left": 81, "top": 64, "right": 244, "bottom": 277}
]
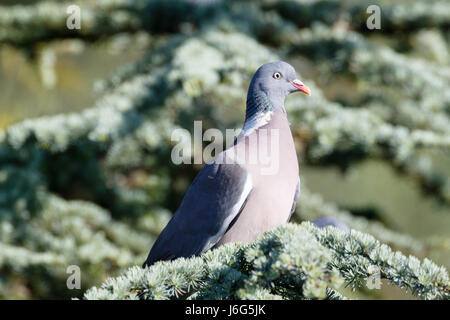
[
  {"left": 84, "top": 222, "right": 450, "bottom": 300},
  {"left": 0, "top": 0, "right": 220, "bottom": 47},
  {"left": 262, "top": 0, "right": 450, "bottom": 33}
]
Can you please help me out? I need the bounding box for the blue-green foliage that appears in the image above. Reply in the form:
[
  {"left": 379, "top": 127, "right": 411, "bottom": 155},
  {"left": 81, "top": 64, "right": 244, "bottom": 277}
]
[{"left": 0, "top": 0, "right": 449, "bottom": 299}]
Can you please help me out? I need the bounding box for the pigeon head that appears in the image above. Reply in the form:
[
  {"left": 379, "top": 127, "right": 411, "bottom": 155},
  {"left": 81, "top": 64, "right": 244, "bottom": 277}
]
[
  {"left": 247, "top": 61, "right": 311, "bottom": 110},
  {"left": 243, "top": 61, "right": 310, "bottom": 134}
]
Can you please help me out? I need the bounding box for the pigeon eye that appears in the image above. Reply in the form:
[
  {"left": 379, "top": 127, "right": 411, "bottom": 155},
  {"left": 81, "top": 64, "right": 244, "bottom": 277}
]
[{"left": 273, "top": 72, "right": 281, "bottom": 80}]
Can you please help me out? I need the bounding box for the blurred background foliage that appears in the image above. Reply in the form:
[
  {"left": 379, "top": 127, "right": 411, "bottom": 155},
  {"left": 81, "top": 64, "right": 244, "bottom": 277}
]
[{"left": 0, "top": 0, "right": 449, "bottom": 299}]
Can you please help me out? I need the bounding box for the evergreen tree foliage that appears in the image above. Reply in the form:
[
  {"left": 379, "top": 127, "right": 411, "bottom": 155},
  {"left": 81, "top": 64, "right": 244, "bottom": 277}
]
[
  {"left": 0, "top": 0, "right": 449, "bottom": 299},
  {"left": 84, "top": 223, "right": 449, "bottom": 300}
]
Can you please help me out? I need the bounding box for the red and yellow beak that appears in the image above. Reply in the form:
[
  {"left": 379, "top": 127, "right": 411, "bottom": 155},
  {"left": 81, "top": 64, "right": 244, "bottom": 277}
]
[{"left": 291, "top": 79, "right": 311, "bottom": 95}]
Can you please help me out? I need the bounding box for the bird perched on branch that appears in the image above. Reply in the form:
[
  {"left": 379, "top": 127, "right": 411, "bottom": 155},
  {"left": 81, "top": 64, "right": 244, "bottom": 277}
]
[{"left": 143, "top": 61, "right": 345, "bottom": 267}]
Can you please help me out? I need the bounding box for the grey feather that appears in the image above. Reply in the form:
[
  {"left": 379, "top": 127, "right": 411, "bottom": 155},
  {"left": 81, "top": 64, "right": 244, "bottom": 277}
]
[
  {"left": 312, "top": 217, "right": 350, "bottom": 232},
  {"left": 287, "top": 176, "right": 301, "bottom": 221},
  {"left": 143, "top": 61, "right": 311, "bottom": 267},
  {"left": 143, "top": 155, "right": 252, "bottom": 267}
]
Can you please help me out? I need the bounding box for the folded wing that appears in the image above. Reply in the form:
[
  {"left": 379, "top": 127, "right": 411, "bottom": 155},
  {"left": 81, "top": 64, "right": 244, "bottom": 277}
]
[{"left": 143, "top": 155, "right": 252, "bottom": 267}]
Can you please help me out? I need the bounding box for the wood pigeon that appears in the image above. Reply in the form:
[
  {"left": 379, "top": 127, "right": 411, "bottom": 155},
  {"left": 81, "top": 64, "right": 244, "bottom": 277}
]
[{"left": 143, "top": 61, "right": 345, "bottom": 267}]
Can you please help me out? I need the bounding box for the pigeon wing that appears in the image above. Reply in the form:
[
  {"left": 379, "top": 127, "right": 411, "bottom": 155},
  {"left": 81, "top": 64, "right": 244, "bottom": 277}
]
[
  {"left": 287, "top": 176, "right": 301, "bottom": 222},
  {"left": 143, "top": 156, "right": 252, "bottom": 267}
]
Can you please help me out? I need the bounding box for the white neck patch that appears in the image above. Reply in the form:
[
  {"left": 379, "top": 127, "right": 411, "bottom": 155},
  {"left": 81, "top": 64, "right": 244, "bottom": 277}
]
[{"left": 237, "top": 110, "right": 274, "bottom": 140}]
